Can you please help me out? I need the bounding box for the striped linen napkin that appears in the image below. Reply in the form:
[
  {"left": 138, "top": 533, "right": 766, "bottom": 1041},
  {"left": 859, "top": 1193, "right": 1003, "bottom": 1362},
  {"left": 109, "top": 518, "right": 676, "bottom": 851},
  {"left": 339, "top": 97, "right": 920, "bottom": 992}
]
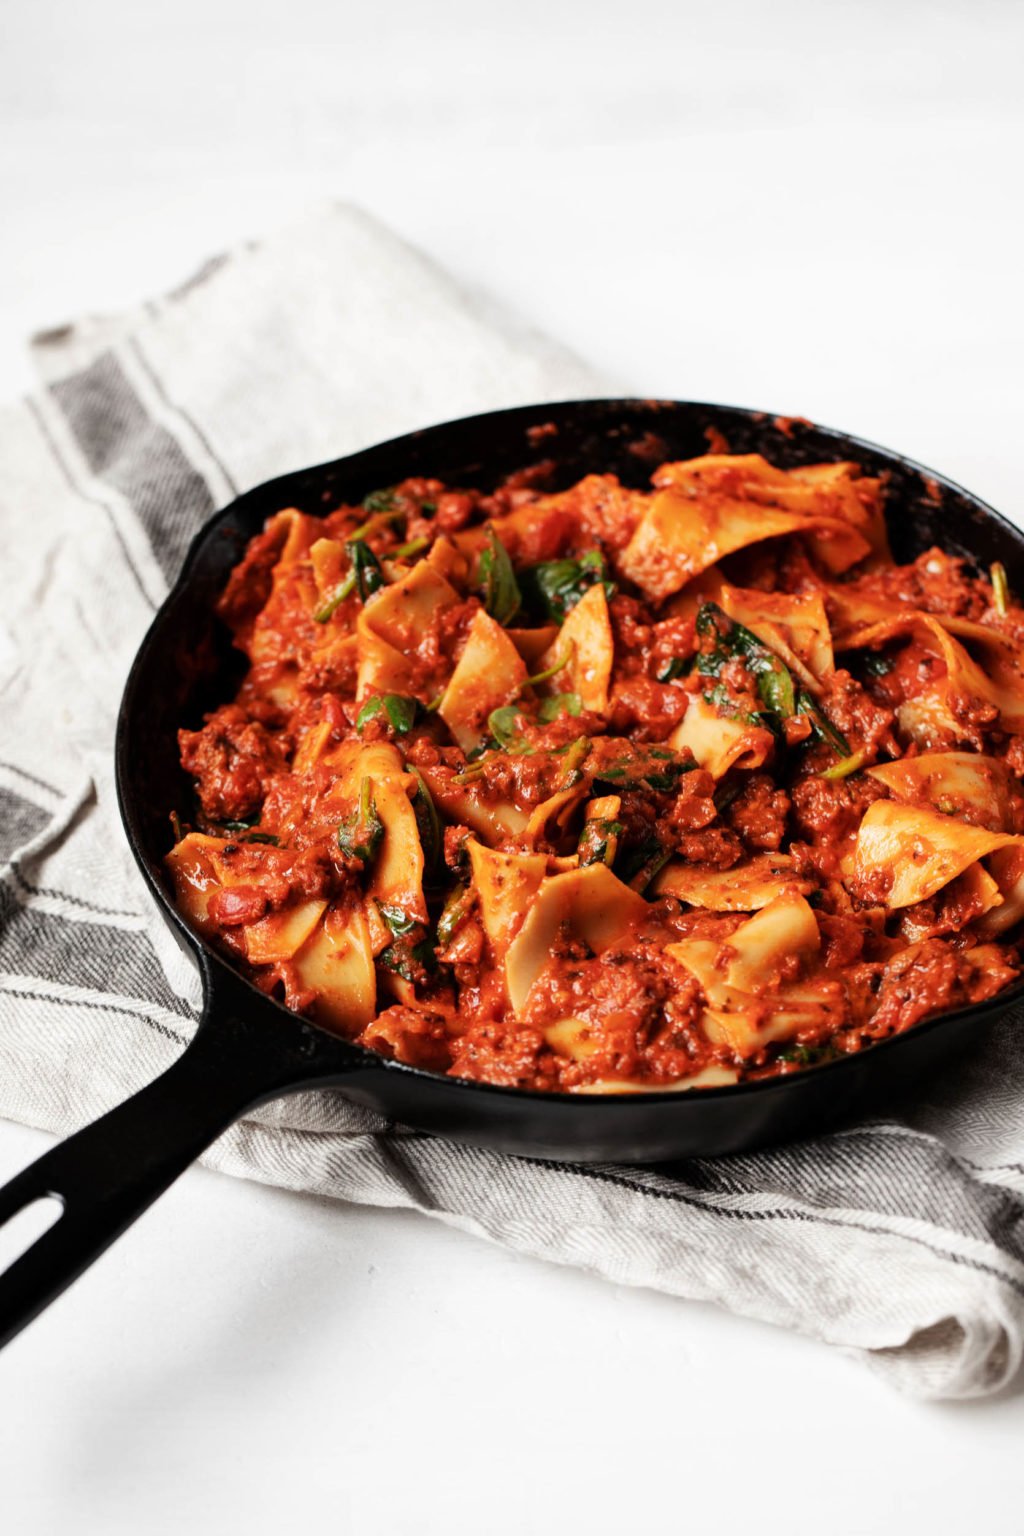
[{"left": 2, "top": 203, "right": 1023, "bottom": 1399}]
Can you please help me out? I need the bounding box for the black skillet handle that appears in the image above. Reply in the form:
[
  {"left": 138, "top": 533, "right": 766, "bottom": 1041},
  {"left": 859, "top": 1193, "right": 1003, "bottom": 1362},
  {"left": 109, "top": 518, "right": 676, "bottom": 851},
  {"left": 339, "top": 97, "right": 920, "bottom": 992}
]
[{"left": 0, "top": 968, "right": 367, "bottom": 1350}]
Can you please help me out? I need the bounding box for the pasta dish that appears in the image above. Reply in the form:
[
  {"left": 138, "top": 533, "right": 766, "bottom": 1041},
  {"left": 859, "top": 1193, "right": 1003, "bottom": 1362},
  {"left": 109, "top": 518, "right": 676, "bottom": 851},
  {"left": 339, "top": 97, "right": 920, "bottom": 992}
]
[{"left": 167, "top": 450, "right": 1024, "bottom": 1094}]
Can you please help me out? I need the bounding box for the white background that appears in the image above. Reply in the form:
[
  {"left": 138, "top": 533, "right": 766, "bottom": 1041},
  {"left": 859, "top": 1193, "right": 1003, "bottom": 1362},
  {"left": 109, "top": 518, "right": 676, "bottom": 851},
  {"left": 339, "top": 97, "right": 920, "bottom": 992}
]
[{"left": 2, "top": 2, "right": 1024, "bottom": 1531}]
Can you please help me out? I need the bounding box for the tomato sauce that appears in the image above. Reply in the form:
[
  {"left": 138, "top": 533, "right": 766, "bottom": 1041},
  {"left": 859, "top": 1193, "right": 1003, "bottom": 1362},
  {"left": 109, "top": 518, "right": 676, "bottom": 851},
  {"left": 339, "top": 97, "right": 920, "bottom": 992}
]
[{"left": 169, "top": 457, "right": 1023, "bottom": 1093}]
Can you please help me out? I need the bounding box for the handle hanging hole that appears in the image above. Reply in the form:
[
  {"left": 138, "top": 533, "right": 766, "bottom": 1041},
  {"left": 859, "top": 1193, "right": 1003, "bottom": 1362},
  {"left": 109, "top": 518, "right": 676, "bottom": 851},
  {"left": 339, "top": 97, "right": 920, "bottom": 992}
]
[{"left": 0, "top": 1195, "right": 64, "bottom": 1276}]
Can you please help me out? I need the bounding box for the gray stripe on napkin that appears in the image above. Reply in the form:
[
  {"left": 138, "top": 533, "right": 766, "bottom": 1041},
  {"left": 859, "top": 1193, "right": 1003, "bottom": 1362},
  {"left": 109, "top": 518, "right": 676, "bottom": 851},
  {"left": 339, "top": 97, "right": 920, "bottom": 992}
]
[
  {"left": 0, "top": 883, "right": 191, "bottom": 1018},
  {"left": 678, "top": 1135, "right": 1024, "bottom": 1255},
  {"left": 50, "top": 352, "right": 215, "bottom": 580},
  {"left": 25, "top": 393, "right": 158, "bottom": 612},
  {"left": 124, "top": 336, "right": 240, "bottom": 499},
  {"left": 0, "top": 791, "right": 49, "bottom": 866},
  {"left": 0, "top": 978, "right": 192, "bottom": 1052},
  {"left": 8, "top": 861, "right": 141, "bottom": 923},
  {"left": 0, "top": 762, "right": 62, "bottom": 802},
  {"left": 506, "top": 1154, "right": 1024, "bottom": 1297}
]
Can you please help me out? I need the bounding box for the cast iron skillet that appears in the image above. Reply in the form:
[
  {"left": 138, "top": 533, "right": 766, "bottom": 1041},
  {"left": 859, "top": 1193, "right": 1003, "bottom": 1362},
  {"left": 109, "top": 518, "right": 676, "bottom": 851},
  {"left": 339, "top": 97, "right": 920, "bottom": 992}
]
[{"left": 2, "top": 398, "right": 1023, "bottom": 1349}]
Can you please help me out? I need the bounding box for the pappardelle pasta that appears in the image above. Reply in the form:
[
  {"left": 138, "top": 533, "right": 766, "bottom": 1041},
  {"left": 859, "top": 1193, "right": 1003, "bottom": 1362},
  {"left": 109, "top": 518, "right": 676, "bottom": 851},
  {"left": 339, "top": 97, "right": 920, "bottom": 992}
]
[{"left": 168, "top": 450, "right": 1024, "bottom": 1093}]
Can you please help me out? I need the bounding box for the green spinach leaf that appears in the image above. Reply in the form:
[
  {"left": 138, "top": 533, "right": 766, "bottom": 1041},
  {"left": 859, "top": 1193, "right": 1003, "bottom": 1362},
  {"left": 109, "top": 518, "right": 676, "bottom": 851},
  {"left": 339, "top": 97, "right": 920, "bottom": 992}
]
[{"left": 518, "top": 550, "right": 615, "bottom": 623}]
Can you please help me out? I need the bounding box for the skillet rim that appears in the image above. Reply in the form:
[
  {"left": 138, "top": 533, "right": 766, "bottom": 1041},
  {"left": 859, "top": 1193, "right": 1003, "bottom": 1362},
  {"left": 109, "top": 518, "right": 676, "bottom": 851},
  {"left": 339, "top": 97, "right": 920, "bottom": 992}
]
[{"left": 114, "top": 395, "right": 1024, "bottom": 1110}]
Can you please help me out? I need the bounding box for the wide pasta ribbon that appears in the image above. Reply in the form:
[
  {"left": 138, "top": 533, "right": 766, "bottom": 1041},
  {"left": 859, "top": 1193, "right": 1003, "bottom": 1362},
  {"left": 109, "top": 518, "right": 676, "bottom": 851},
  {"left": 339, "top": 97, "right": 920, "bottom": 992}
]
[
  {"left": 866, "top": 751, "right": 1014, "bottom": 829},
  {"left": 503, "top": 864, "right": 648, "bottom": 1014},
  {"left": 653, "top": 853, "right": 811, "bottom": 911},
  {"left": 617, "top": 454, "right": 875, "bottom": 602},
  {"left": 438, "top": 609, "right": 528, "bottom": 751},
  {"left": 669, "top": 692, "right": 775, "bottom": 780},
  {"left": 356, "top": 561, "right": 461, "bottom": 701},
  {"left": 851, "top": 800, "right": 1024, "bottom": 910},
  {"left": 719, "top": 582, "right": 834, "bottom": 692},
  {"left": 667, "top": 893, "right": 842, "bottom": 1057},
  {"left": 830, "top": 593, "right": 1024, "bottom": 738},
  {"left": 166, "top": 832, "right": 377, "bottom": 1032}
]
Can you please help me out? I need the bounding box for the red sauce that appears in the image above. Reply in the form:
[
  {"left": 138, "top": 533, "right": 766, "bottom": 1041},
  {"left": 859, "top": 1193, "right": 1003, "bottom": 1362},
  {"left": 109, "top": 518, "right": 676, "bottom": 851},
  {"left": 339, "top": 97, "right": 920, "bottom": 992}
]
[{"left": 169, "top": 455, "right": 1023, "bottom": 1093}]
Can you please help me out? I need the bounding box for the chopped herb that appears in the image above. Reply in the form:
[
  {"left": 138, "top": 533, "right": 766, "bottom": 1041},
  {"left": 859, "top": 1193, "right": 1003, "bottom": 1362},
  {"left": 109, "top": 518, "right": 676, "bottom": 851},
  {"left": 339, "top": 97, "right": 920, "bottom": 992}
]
[
  {"left": 696, "top": 603, "right": 849, "bottom": 756},
  {"left": 702, "top": 681, "right": 760, "bottom": 725},
  {"left": 485, "top": 645, "right": 579, "bottom": 749},
  {"left": 445, "top": 826, "right": 472, "bottom": 877},
  {"left": 591, "top": 742, "right": 688, "bottom": 793},
  {"left": 477, "top": 526, "right": 521, "bottom": 625},
  {"left": 557, "top": 735, "right": 591, "bottom": 790},
  {"left": 489, "top": 704, "right": 528, "bottom": 750},
  {"left": 798, "top": 689, "right": 851, "bottom": 757},
  {"left": 992, "top": 561, "right": 1010, "bottom": 617},
  {"left": 348, "top": 504, "right": 407, "bottom": 543},
  {"left": 409, "top": 768, "right": 442, "bottom": 873},
  {"left": 656, "top": 657, "right": 687, "bottom": 682},
  {"left": 696, "top": 603, "right": 795, "bottom": 718},
  {"left": 615, "top": 835, "right": 672, "bottom": 892},
  {"left": 713, "top": 779, "right": 743, "bottom": 814},
  {"left": 862, "top": 653, "right": 895, "bottom": 678},
  {"left": 356, "top": 693, "right": 418, "bottom": 735},
  {"left": 378, "top": 935, "right": 436, "bottom": 984},
  {"left": 759, "top": 664, "right": 796, "bottom": 719},
  {"left": 213, "top": 819, "right": 277, "bottom": 845},
  {"left": 347, "top": 518, "right": 376, "bottom": 542},
  {"left": 314, "top": 569, "right": 357, "bottom": 623},
  {"left": 578, "top": 817, "right": 622, "bottom": 868},
  {"left": 538, "top": 692, "right": 582, "bottom": 723},
  {"left": 315, "top": 536, "right": 383, "bottom": 620},
  {"left": 518, "top": 550, "right": 615, "bottom": 622},
  {"left": 777, "top": 1042, "right": 837, "bottom": 1067},
  {"left": 346, "top": 539, "right": 385, "bottom": 602},
  {"left": 378, "top": 904, "right": 419, "bottom": 937},
  {"left": 525, "top": 642, "right": 572, "bottom": 687},
  {"left": 362, "top": 487, "right": 398, "bottom": 514},
  {"left": 420, "top": 500, "right": 437, "bottom": 514},
  {"left": 701, "top": 684, "right": 778, "bottom": 737},
  {"left": 452, "top": 761, "right": 488, "bottom": 785},
  {"left": 819, "top": 748, "right": 868, "bottom": 782},
  {"left": 393, "top": 536, "right": 430, "bottom": 561},
  {"left": 437, "top": 882, "right": 475, "bottom": 946},
  {"left": 337, "top": 778, "right": 384, "bottom": 865}
]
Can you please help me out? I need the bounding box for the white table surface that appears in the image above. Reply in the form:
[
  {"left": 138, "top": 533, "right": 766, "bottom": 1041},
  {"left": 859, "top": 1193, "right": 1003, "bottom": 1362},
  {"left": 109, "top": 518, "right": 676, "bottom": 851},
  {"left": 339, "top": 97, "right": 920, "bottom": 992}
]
[{"left": 2, "top": 3, "right": 1024, "bottom": 1532}]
